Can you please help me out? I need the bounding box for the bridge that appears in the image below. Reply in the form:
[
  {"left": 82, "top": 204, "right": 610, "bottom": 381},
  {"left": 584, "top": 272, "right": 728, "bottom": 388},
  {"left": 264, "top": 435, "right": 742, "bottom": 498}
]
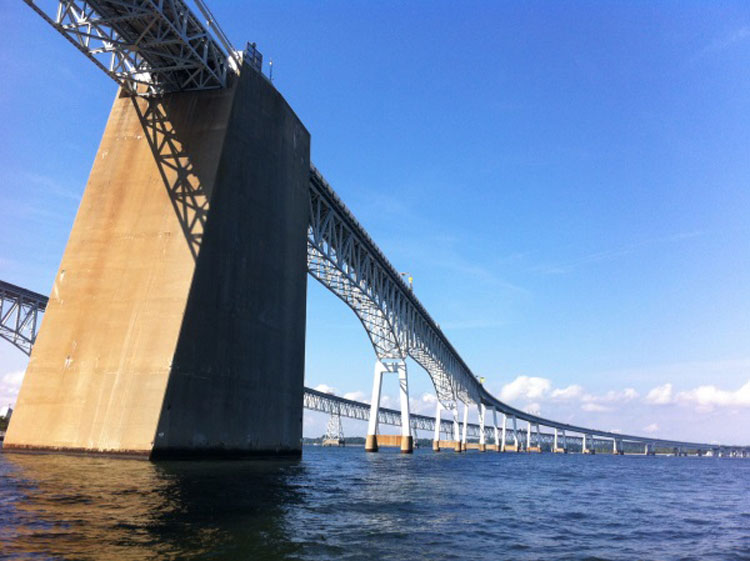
[
  {"left": 2, "top": 280, "right": 746, "bottom": 457},
  {"left": 3, "top": 0, "right": 748, "bottom": 459}
]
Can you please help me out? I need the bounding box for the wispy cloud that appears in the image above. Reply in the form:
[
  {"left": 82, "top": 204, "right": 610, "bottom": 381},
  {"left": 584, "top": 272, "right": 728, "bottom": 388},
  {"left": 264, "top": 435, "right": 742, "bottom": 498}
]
[
  {"left": 703, "top": 26, "right": 750, "bottom": 54},
  {"left": 531, "top": 230, "right": 705, "bottom": 275}
]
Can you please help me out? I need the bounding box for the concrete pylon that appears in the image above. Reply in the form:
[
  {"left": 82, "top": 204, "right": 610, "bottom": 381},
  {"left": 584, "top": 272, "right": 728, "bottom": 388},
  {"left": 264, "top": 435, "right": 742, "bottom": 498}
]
[
  {"left": 365, "top": 361, "right": 387, "bottom": 452},
  {"left": 5, "top": 63, "right": 310, "bottom": 459}
]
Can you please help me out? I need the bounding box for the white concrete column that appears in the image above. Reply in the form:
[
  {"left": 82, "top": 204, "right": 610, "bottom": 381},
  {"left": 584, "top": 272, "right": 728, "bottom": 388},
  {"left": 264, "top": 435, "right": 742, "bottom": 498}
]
[
  {"left": 461, "top": 402, "right": 469, "bottom": 450},
  {"left": 433, "top": 400, "right": 442, "bottom": 443},
  {"left": 365, "top": 360, "right": 386, "bottom": 452},
  {"left": 582, "top": 433, "right": 588, "bottom": 454},
  {"left": 612, "top": 439, "right": 617, "bottom": 454},
  {"left": 479, "top": 403, "right": 486, "bottom": 451},
  {"left": 492, "top": 407, "right": 500, "bottom": 449},
  {"left": 554, "top": 428, "right": 559, "bottom": 450},
  {"left": 502, "top": 414, "right": 508, "bottom": 451},
  {"left": 526, "top": 423, "right": 531, "bottom": 450},
  {"left": 512, "top": 415, "right": 519, "bottom": 450},
  {"left": 536, "top": 424, "right": 542, "bottom": 451},
  {"left": 562, "top": 430, "right": 567, "bottom": 450},
  {"left": 452, "top": 405, "right": 460, "bottom": 440},
  {"left": 397, "top": 360, "right": 413, "bottom": 453}
]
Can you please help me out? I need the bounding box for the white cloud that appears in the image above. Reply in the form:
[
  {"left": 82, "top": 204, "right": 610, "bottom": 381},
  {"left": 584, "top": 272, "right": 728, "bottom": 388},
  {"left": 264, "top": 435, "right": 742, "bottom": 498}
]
[
  {"left": 0, "top": 370, "right": 25, "bottom": 411},
  {"left": 581, "top": 402, "right": 610, "bottom": 412},
  {"left": 645, "top": 383, "right": 673, "bottom": 405},
  {"left": 643, "top": 423, "right": 659, "bottom": 434},
  {"left": 550, "top": 385, "right": 583, "bottom": 400},
  {"left": 524, "top": 402, "right": 541, "bottom": 415},
  {"left": 675, "top": 380, "right": 750, "bottom": 411},
  {"left": 500, "top": 376, "right": 551, "bottom": 401},
  {"left": 343, "top": 390, "right": 367, "bottom": 403},
  {"left": 314, "top": 384, "right": 337, "bottom": 395}
]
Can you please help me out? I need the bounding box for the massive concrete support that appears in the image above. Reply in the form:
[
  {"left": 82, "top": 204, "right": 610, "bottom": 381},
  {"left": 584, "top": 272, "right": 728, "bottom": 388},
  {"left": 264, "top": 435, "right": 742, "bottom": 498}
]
[{"left": 5, "top": 64, "right": 310, "bottom": 458}]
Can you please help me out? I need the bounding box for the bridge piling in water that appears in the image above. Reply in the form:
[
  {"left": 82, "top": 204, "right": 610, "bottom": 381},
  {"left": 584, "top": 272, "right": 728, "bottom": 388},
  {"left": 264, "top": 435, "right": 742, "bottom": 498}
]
[{"left": 5, "top": 62, "right": 311, "bottom": 459}]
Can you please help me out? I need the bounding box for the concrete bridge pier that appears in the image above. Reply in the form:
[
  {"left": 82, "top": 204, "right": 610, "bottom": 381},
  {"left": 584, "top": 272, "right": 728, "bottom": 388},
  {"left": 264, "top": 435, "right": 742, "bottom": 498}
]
[
  {"left": 452, "top": 405, "right": 462, "bottom": 452},
  {"left": 553, "top": 428, "right": 568, "bottom": 453},
  {"left": 365, "top": 361, "right": 386, "bottom": 452},
  {"left": 526, "top": 423, "right": 542, "bottom": 453},
  {"left": 5, "top": 63, "right": 310, "bottom": 459},
  {"left": 501, "top": 413, "right": 508, "bottom": 452},
  {"left": 478, "top": 404, "right": 486, "bottom": 452},
  {"left": 396, "top": 361, "right": 413, "bottom": 453},
  {"left": 492, "top": 407, "right": 501, "bottom": 452},
  {"left": 613, "top": 439, "right": 624, "bottom": 455},
  {"left": 432, "top": 400, "right": 442, "bottom": 451},
  {"left": 583, "top": 434, "right": 595, "bottom": 454},
  {"left": 460, "top": 402, "right": 469, "bottom": 452}
]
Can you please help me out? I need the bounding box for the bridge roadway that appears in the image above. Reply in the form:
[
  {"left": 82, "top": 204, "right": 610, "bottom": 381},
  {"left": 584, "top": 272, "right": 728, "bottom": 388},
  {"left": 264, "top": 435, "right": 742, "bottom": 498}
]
[{"left": 10, "top": 0, "right": 750, "bottom": 457}]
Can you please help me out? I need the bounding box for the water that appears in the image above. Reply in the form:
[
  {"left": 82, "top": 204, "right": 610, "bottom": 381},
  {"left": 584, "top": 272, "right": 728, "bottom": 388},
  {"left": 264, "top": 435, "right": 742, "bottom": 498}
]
[{"left": 1, "top": 447, "right": 749, "bottom": 561}]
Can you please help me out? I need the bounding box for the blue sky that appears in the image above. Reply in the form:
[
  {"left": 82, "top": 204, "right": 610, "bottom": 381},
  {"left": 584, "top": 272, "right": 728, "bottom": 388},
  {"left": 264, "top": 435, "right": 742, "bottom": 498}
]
[{"left": 1, "top": 2, "right": 749, "bottom": 443}]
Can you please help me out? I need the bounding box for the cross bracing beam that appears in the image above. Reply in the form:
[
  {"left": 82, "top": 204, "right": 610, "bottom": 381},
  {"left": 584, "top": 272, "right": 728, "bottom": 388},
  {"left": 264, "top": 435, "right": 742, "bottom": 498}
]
[
  {"left": 0, "top": 281, "right": 48, "bottom": 356},
  {"left": 23, "top": 0, "right": 243, "bottom": 95}
]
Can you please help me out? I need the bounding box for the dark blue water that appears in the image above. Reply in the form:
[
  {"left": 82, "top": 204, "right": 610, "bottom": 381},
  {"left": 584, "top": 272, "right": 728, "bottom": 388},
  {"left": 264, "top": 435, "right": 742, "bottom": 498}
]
[{"left": 1, "top": 447, "right": 749, "bottom": 560}]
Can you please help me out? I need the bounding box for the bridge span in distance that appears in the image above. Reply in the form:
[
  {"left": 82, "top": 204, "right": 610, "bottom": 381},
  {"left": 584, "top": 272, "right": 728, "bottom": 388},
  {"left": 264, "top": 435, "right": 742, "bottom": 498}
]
[
  {"left": 2, "top": 0, "right": 748, "bottom": 459},
  {"left": 2, "top": 280, "right": 747, "bottom": 458}
]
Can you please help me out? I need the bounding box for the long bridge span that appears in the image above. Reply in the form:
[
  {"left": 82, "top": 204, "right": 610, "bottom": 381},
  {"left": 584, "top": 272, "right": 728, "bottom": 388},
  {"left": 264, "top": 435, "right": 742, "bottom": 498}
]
[{"left": 2, "top": 0, "right": 748, "bottom": 458}]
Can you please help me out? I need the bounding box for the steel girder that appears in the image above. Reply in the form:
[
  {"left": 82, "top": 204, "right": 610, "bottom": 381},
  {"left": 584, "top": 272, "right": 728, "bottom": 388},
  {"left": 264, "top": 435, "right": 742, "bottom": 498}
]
[
  {"left": 0, "top": 281, "right": 48, "bottom": 356},
  {"left": 308, "top": 168, "right": 749, "bottom": 452},
  {"left": 23, "top": 0, "right": 240, "bottom": 95},
  {"left": 308, "top": 168, "right": 479, "bottom": 409}
]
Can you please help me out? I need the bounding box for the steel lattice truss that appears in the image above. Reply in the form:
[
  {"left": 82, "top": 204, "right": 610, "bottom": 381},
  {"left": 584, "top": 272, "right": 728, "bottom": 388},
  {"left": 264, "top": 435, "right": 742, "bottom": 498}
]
[
  {"left": 0, "top": 281, "right": 48, "bottom": 356},
  {"left": 307, "top": 168, "right": 749, "bottom": 453},
  {"left": 24, "top": 0, "right": 241, "bottom": 94},
  {"left": 308, "top": 168, "right": 478, "bottom": 411}
]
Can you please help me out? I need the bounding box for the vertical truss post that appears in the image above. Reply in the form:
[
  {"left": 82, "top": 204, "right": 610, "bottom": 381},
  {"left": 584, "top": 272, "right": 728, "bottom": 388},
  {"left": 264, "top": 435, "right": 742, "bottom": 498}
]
[{"left": 365, "top": 360, "right": 386, "bottom": 452}]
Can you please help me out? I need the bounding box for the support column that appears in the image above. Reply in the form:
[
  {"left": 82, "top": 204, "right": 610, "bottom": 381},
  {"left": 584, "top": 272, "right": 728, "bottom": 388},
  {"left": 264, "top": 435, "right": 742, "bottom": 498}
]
[
  {"left": 501, "top": 414, "right": 508, "bottom": 452},
  {"left": 478, "top": 403, "right": 486, "bottom": 452},
  {"left": 461, "top": 402, "right": 469, "bottom": 452},
  {"left": 5, "top": 65, "right": 312, "bottom": 459},
  {"left": 433, "top": 400, "right": 442, "bottom": 452},
  {"left": 512, "top": 415, "right": 519, "bottom": 452},
  {"left": 583, "top": 434, "right": 595, "bottom": 454},
  {"left": 492, "top": 407, "right": 500, "bottom": 452},
  {"left": 452, "top": 405, "right": 461, "bottom": 452},
  {"left": 365, "top": 361, "right": 386, "bottom": 452},
  {"left": 526, "top": 423, "right": 531, "bottom": 452},
  {"left": 397, "top": 361, "right": 413, "bottom": 454}
]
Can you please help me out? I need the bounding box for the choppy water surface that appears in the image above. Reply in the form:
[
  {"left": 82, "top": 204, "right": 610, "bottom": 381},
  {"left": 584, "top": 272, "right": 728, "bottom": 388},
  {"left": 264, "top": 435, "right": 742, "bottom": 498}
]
[{"left": 1, "top": 447, "right": 749, "bottom": 560}]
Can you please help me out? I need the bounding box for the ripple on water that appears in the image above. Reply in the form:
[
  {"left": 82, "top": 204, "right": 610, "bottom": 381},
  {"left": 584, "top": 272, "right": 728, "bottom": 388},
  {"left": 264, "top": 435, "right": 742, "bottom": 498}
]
[{"left": 1, "top": 449, "right": 750, "bottom": 560}]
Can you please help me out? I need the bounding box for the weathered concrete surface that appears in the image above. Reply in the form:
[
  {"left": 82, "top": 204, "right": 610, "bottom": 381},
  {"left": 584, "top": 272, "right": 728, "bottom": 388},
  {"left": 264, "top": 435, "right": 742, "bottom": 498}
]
[{"left": 5, "top": 64, "right": 310, "bottom": 459}]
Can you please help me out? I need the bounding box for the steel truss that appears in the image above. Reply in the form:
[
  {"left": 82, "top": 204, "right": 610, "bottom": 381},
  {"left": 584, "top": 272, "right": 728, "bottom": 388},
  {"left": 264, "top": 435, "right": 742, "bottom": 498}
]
[
  {"left": 23, "top": 0, "right": 244, "bottom": 94},
  {"left": 307, "top": 168, "right": 749, "bottom": 454},
  {"left": 0, "top": 281, "right": 48, "bottom": 356},
  {"left": 308, "top": 168, "right": 477, "bottom": 410}
]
